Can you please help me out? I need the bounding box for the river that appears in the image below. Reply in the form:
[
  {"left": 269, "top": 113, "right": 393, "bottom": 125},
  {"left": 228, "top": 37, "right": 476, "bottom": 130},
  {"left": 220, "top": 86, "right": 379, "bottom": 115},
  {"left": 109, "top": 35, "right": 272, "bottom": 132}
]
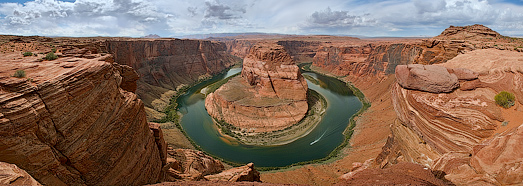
[{"left": 177, "top": 68, "right": 362, "bottom": 167}]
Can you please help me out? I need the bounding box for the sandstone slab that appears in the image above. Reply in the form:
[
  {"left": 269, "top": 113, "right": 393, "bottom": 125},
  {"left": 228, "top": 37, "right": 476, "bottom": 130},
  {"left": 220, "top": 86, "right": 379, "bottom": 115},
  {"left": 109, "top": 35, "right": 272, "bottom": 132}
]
[{"left": 395, "top": 64, "right": 459, "bottom": 93}]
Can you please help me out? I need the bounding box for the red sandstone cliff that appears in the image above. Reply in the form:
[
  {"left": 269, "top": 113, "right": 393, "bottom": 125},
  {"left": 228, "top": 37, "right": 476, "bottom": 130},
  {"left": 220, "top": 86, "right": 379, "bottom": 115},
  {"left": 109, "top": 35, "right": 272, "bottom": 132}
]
[
  {"left": 205, "top": 44, "right": 308, "bottom": 133},
  {"left": 106, "top": 39, "right": 239, "bottom": 112},
  {"left": 379, "top": 48, "right": 523, "bottom": 185},
  {"left": 0, "top": 50, "right": 165, "bottom": 185},
  {"left": 312, "top": 25, "right": 522, "bottom": 80}
]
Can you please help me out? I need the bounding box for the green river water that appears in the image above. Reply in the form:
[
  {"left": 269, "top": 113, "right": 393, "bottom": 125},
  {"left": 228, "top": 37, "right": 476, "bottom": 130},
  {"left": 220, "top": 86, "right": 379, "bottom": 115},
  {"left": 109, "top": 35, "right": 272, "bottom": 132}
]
[{"left": 177, "top": 68, "right": 362, "bottom": 167}]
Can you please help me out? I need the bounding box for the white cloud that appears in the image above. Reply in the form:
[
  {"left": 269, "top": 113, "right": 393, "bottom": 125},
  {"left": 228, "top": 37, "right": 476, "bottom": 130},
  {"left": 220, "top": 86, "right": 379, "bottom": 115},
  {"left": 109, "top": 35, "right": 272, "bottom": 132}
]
[{"left": 0, "top": 0, "right": 522, "bottom": 37}]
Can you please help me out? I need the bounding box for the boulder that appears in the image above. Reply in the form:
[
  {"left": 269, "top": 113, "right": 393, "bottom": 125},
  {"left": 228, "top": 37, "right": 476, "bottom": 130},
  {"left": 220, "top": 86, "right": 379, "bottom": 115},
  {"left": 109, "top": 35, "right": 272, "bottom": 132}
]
[
  {"left": 204, "top": 163, "right": 261, "bottom": 182},
  {"left": 395, "top": 64, "right": 459, "bottom": 93}
]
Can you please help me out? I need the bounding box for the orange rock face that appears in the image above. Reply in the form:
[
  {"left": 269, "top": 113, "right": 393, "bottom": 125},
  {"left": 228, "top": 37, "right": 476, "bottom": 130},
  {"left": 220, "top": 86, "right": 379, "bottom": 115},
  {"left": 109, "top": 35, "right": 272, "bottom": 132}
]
[
  {"left": 205, "top": 44, "right": 308, "bottom": 133},
  {"left": 0, "top": 162, "right": 41, "bottom": 185},
  {"left": 205, "top": 163, "right": 261, "bottom": 182},
  {"left": 0, "top": 53, "right": 164, "bottom": 185},
  {"left": 107, "top": 39, "right": 238, "bottom": 108}
]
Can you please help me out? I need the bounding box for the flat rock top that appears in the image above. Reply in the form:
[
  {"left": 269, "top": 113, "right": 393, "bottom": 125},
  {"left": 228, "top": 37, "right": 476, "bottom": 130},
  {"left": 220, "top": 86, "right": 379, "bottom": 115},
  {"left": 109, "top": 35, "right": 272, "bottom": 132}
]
[
  {"left": 439, "top": 48, "right": 523, "bottom": 74},
  {"left": 0, "top": 54, "right": 108, "bottom": 86},
  {"left": 216, "top": 76, "right": 295, "bottom": 107},
  {"left": 246, "top": 44, "right": 294, "bottom": 66}
]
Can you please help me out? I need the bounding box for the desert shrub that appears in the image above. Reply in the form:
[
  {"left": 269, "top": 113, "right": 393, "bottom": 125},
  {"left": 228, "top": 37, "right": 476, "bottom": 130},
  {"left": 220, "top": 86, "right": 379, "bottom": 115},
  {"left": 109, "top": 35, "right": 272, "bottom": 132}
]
[
  {"left": 44, "top": 52, "right": 58, "bottom": 60},
  {"left": 51, "top": 48, "right": 57, "bottom": 53},
  {"left": 22, "top": 52, "right": 33, "bottom": 57},
  {"left": 495, "top": 91, "right": 515, "bottom": 108},
  {"left": 13, "top": 70, "right": 26, "bottom": 78}
]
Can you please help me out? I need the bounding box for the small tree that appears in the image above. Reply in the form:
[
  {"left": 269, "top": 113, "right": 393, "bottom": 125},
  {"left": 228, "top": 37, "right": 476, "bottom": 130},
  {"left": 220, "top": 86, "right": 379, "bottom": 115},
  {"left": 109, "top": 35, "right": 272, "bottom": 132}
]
[
  {"left": 495, "top": 91, "right": 515, "bottom": 109},
  {"left": 13, "top": 70, "right": 26, "bottom": 78},
  {"left": 23, "top": 52, "right": 33, "bottom": 57},
  {"left": 44, "top": 52, "right": 58, "bottom": 60}
]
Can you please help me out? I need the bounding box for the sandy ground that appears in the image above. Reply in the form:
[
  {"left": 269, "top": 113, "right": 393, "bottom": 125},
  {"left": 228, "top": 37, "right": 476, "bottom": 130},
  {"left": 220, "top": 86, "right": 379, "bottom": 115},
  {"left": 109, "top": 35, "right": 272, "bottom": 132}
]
[{"left": 259, "top": 74, "right": 396, "bottom": 186}]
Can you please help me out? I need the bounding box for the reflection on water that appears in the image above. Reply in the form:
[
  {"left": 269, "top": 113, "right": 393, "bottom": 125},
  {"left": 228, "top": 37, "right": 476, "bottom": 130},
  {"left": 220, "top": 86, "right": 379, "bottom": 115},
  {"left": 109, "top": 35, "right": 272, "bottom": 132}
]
[{"left": 177, "top": 68, "right": 362, "bottom": 167}]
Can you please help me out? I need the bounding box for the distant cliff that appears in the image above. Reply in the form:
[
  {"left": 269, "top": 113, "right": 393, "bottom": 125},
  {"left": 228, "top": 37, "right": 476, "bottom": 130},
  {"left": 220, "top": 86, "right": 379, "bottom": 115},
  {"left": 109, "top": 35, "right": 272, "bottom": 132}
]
[{"left": 107, "top": 39, "right": 239, "bottom": 113}]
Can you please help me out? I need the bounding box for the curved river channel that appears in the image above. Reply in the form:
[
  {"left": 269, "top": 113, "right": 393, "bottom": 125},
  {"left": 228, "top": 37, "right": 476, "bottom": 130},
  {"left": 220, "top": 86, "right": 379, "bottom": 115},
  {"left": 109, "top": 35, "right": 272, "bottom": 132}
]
[{"left": 177, "top": 68, "right": 362, "bottom": 167}]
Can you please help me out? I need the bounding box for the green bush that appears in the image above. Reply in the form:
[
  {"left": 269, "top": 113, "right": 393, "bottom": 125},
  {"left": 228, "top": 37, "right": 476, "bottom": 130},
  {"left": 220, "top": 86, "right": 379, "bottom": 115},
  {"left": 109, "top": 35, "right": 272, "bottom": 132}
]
[
  {"left": 13, "top": 70, "right": 26, "bottom": 78},
  {"left": 22, "top": 52, "right": 33, "bottom": 57},
  {"left": 495, "top": 91, "right": 515, "bottom": 109},
  {"left": 51, "top": 48, "right": 57, "bottom": 53},
  {"left": 44, "top": 52, "right": 58, "bottom": 60}
]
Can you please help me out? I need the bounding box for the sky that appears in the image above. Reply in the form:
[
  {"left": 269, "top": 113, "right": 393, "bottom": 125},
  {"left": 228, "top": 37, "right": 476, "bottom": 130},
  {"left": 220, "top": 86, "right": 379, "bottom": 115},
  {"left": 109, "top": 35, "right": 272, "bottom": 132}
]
[{"left": 0, "top": 0, "right": 523, "bottom": 37}]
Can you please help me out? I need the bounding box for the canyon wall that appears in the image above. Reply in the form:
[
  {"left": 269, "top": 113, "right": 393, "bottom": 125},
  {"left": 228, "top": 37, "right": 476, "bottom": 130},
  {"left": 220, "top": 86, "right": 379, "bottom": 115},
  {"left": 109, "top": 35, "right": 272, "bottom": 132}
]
[
  {"left": 0, "top": 53, "right": 165, "bottom": 185},
  {"left": 106, "top": 39, "right": 238, "bottom": 111},
  {"left": 311, "top": 25, "right": 518, "bottom": 79}
]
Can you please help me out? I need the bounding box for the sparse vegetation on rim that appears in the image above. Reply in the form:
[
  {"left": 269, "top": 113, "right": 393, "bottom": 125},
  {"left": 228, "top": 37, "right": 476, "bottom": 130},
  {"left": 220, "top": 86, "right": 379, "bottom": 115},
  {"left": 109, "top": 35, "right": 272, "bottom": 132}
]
[
  {"left": 44, "top": 52, "right": 58, "bottom": 60},
  {"left": 495, "top": 91, "right": 515, "bottom": 109},
  {"left": 22, "top": 51, "right": 33, "bottom": 57},
  {"left": 13, "top": 70, "right": 26, "bottom": 78}
]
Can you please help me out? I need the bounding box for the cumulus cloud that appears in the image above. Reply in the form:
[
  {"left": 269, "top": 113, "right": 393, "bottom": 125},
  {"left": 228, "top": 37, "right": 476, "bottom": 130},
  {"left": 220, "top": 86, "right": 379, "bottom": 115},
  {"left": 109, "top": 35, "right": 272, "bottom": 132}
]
[
  {"left": 0, "top": 0, "right": 172, "bottom": 36},
  {"left": 302, "top": 7, "right": 377, "bottom": 32},
  {"left": 0, "top": 0, "right": 522, "bottom": 37}
]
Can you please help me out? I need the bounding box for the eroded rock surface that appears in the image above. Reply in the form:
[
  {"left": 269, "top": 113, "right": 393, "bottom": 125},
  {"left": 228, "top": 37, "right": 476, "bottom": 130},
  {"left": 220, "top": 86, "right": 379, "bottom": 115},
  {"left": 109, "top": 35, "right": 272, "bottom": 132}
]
[
  {"left": 395, "top": 64, "right": 459, "bottom": 93},
  {"left": 205, "top": 163, "right": 261, "bottom": 182},
  {"left": 205, "top": 44, "right": 308, "bottom": 132},
  {"left": 0, "top": 162, "right": 41, "bottom": 186},
  {"left": 0, "top": 52, "right": 164, "bottom": 185}
]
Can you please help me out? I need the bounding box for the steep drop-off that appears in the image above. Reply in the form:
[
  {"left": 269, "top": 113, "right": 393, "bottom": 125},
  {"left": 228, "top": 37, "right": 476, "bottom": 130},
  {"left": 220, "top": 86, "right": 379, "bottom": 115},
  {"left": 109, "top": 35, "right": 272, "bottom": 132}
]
[
  {"left": 0, "top": 52, "right": 165, "bottom": 185},
  {"left": 106, "top": 39, "right": 238, "bottom": 116}
]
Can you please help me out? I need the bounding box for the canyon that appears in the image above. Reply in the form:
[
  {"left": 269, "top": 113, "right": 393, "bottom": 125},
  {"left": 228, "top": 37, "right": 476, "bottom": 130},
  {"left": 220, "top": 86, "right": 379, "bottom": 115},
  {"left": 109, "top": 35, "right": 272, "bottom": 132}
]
[{"left": 2, "top": 24, "right": 523, "bottom": 186}]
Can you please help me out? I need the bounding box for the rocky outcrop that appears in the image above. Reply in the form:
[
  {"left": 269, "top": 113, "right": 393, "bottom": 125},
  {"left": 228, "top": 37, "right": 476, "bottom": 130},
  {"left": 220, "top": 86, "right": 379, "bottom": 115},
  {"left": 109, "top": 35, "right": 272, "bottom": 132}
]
[
  {"left": 205, "top": 163, "right": 261, "bottom": 182},
  {"left": 336, "top": 162, "right": 449, "bottom": 186},
  {"left": 395, "top": 64, "right": 459, "bottom": 93},
  {"left": 392, "top": 72, "right": 499, "bottom": 154},
  {"left": 106, "top": 39, "right": 238, "bottom": 111},
  {"left": 0, "top": 53, "right": 164, "bottom": 185},
  {"left": 165, "top": 149, "right": 224, "bottom": 181},
  {"left": 432, "top": 124, "right": 523, "bottom": 185},
  {"left": 0, "top": 162, "right": 41, "bottom": 186},
  {"left": 205, "top": 44, "right": 308, "bottom": 133},
  {"left": 383, "top": 49, "right": 523, "bottom": 185},
  {"left": 435, "top": 24, "right": 501, "bottom": 40}
]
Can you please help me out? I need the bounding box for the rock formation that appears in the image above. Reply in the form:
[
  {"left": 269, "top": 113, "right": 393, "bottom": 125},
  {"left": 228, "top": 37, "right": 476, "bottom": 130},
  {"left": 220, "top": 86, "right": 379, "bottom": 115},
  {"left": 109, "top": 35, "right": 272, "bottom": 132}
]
[
  {"left": 0, "top": 162, "right": 41, "bottom": 186},
  {"left": 205, "top": 44, "right": 308, "bottom": 133},
  {"left": 395, "top": 64, "right": 459, "bottom": 93},
  {"left": 205, "top": 163, "right": 261, "bottom": 182},
  {"left": 106, "top": 39, "right": 239, "bottom": 117},
  {"left": 0, "top": 48, "right": 165, "bottom": 185},
  {"left": 164, "top": 149, "right": 225, "bottom": 181},
  {"left": 336, "top": 162, "right": 449, "bottom": 186},
  {"left": 380, "top": 48, "right": 523, "bottom": 185}
]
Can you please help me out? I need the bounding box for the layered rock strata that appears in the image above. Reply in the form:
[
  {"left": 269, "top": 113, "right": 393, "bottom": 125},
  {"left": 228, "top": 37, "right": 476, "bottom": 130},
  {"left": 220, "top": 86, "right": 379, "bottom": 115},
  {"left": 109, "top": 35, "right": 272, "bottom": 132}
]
[
  {"left": 106, "top": 39, "right": 238, "bottom": 114},
  {"left": 0, "top": 54, "right": 165, "bottom": 185},
  {"left": 312, "top": 25, "right": 523, "bottom": 80},
  {"left": 0, "top": 162, "right": 41, "bottom": 185},
  {"left": 205, "top": 44, "right": 308, "bottom": 133},
  {"left": 383, "top": 49, "right": 523, "bottom": 185}
]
